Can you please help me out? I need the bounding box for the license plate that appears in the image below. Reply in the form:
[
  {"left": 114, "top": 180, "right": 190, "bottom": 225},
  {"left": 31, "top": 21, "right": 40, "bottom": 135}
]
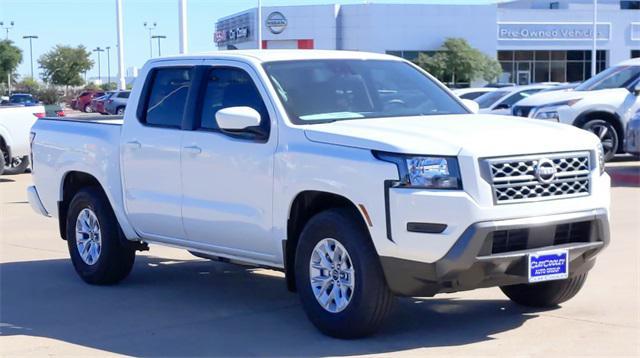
[{"left": 528, "top": 249, "right": 569, "bottom": 283}]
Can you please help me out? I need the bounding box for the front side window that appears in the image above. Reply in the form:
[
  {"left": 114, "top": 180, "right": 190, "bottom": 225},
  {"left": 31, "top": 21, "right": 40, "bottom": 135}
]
[
  {"left": 499, "top": 88, "right": 543, "bottom": 108},
  {"left": 475, "top": 90, "right": 510, "bottom": 109},
  {"left": 263, "top": 59, "right": 467, "bottom": 124},
  {"left": 198, "top": 67, "right": 269, "bottom": 136},
  {"left": 144, "top": 68, "right": 191, "bottom": 127},
  {"left": 576, "top": 65, "right": 640, "bottom": 91},
  {"left": 118, "top": 91, "right": 130, "bottom": 99}
]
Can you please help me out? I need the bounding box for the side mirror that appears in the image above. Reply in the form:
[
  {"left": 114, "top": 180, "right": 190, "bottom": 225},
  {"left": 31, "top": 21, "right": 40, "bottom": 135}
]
[
  {"left": 494, "top": 103, "right": 510, "bottom": 110},
  {"left": 634, "top": 82, "right": 640, "bottom": 96},
  {"left": 215, "top": 106, "right": 261, "bottom": 132},
  {"left": 461, "top": 99, "right": 479, "bottom": 114}
]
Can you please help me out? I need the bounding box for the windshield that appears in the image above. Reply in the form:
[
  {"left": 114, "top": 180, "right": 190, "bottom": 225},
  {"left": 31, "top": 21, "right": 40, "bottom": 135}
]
[
  {"left": 575, "top": 65, "right": 640, "bottom": 91},
  {"left": 475, "top": 90, "right": 509, "bottom": 109},
  {"left": 262, "top": 59, "right": 467, "bottom": 124}
]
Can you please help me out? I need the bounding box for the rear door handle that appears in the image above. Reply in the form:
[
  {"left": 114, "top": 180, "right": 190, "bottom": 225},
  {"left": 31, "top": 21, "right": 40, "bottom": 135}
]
[
  {"left": 183, "top": 145, "right": 202, "bottom": 155},
  {"left": 126, "top": 141, "right": 141, "bottom": 150}
]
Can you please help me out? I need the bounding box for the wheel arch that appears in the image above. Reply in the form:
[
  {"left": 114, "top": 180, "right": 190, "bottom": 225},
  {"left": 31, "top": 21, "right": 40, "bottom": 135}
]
[
  {"left": 573, "top": 110, "right": 624, "bottom": 152},
  {"left": 283, "top": 190, "right": 371, "bottom": 292}
]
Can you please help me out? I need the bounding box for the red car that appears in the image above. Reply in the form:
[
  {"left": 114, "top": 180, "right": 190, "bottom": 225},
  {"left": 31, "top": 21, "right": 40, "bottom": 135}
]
[
  {"left": 73, "top": 91, "right": 105, "bottom": 113},
  {"left": 90, "top": 92, "right": 115, "bottom": 114}
]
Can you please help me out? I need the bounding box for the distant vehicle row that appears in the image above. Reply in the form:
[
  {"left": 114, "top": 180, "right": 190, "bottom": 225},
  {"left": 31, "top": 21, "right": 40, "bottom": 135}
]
[{"left": 73, "top": 90, "right": 130, "bottom": 115}]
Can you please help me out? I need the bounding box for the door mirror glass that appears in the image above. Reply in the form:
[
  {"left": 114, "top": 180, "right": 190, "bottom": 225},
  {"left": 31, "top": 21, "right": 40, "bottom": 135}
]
[
  {"left": 215, "top": 106, "right": 262, "bottom": 132},
  {"left": 461, "top": 99, "right": 479, "bottom": 114}
]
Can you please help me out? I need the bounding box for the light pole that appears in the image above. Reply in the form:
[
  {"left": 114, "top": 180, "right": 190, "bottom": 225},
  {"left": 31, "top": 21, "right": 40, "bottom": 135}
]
[
  {"left": 591, "top": 0, "right": 598, "bottom": 77},
  {"left": 93, "top": 47, "right": 105, "bottom": 84},
  {"left": 143, "top": 21, "right": 157, "bottom": 58},
  {"left": 23, "top": 35, "right": 38, "bottom": 79},
  {"left": 0, "top": 21, "right": 14, "bottom": 39},
  {"left": 152, "top": 35, "right": 167, "bottom": 57},
  {"left": 116, "top": 0, "right": 126, "bottom": 90},
  {"left": 179, "top": 0, "right": 188, "bottom": 54},
  {"left": 257, "top": 0, "right": 262, "bottom": 49},
  {"left": 106, "top": 46, "right": 111, "bottom": 86}
]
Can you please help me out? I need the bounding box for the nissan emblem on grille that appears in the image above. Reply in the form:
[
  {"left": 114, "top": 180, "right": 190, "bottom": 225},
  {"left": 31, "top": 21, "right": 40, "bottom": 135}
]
[
  {"left": 486, "top": 152, "right": 591, "bottom": 204},
  {"left": 534, "top": 158, "right": 557, "bottom": 184}
]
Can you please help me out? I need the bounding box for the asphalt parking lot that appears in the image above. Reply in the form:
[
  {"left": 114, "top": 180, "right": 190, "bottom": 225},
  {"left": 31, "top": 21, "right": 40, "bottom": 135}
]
[{"left": 1, "top": 163, "right": 639, "bottom": 357}]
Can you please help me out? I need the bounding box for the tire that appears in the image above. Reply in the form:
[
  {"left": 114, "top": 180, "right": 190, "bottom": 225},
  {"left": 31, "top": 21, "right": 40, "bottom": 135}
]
[
  {"left": 116, "top": 107, "right": 125, "bottom": 115},
  {"left": 500, "top": 273, "right": 588, "bottom": 308},
  {"left": 84, "top": 104, "right": 93, "bottom": 113},
  {"left": 294, "top": 208, "right": 394, "bottom": 338},
  {"left": 0, "top": 147, "right": 5, "bottom": 176},
  {"left": 66, "top": 187, "right": 135, "bottom": 285},
  {"left": 3, "top": 156, "right": 30, "bottom": 175},
  {"left": 581, "top": 119, "right": 618, "bottom": 162}
]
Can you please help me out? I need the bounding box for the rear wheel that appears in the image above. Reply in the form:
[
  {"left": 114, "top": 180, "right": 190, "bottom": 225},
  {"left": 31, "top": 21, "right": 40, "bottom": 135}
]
[
  {"left": 116, "top": 107, "right": 125, "bottom": 115},
  {"left": 84, "top": 104, "right": 93, "bottom": 113},
  {"left": 3, "top": 156, "right": 30, "bottom": 175},
  {"left": 66, "top": 187, "right": 135, "bottom": 284},
  {"left": 582, "top": 119, "right": 618, "bottom": 161},
  {"left": 0, "top": 148, "right": 5, "bottom": 176},
  {"left": 500, "top": 273, "right": 588, "bottom": 307},
  {"left": 294, "top": 208, "right": 394, "bottom": 338}
]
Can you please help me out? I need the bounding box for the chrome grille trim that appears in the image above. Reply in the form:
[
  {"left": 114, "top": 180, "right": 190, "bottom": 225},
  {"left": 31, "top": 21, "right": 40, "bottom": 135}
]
[{"left": 485, "top": 152, "right": 591, "bottom": 204}]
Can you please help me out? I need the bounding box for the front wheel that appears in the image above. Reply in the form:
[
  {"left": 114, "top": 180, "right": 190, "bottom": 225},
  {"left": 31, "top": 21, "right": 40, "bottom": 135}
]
[
  {"left": 500, "top": 273, "right": 588, "bottom": 307},
  {"left": 582, "top": 119, "right": 618, "bottom": 161},
  {"left": 3, "top": 156, "right": 30, "bottom": 175},
  {"left": 116, "top": 107, "right": 125, "bottom": 115},
  {"left": 294, "top": 208, "right": 394, "bottom": 338},
  {"left": 66, "top": 187, "right": 135, "bottom": 284},
  {"left": 84, "top": 104, "right": 93, "bottom": 113}
]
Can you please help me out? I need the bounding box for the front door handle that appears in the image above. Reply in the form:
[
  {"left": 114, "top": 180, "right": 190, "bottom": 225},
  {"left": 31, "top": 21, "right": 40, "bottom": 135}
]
[
  {"left": 126, "top": 140, "right": 141, "bottom": 150},
  {"left": 183, "top": 145, "right": 202, "bottom": 155}
]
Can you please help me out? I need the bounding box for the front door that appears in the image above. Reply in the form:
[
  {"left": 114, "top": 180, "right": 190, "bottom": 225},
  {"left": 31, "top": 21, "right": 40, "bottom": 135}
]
[
  {"left": 180, "top": 61, "right": 278, "bottom": 261},
  {"left": 121, "top": 64, "right": 196, "bottom": 239}
]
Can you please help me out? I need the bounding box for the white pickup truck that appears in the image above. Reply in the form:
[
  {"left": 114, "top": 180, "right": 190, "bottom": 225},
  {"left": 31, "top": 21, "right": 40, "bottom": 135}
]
[
  {"left": 0, "top": 104, "right": 44, "bottom": 175},
  {"left": 28, "top": 50, "right": 610, "bottom": 338}
]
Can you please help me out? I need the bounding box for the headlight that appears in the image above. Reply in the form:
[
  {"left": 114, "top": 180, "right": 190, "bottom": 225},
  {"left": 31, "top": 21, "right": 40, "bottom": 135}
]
[
  {"left": 533, "top": 98, "right": 581, "bottom": 121},
  {"left": 374, "top": 152, "right": 462, "bottom": 189},
  {"left": 596, "top": 143, "right": 605, "bottom": 175}
]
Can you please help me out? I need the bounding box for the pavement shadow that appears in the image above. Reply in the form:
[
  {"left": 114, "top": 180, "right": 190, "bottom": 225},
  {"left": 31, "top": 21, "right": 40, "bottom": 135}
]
[
  {"left": 606, "top": 162, "right": 640, "bottom": 188},
  {"left": 0, "top": 178, "right": 15, "bottom": 183},
  {"left": 1, "top": 255, "right": 542, "bottom": 356}
]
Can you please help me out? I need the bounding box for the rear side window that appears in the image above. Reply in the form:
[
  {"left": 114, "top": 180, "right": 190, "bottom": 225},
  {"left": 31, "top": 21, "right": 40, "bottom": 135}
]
[
  {"left": 198, "top": 67, "right": 269, "bottom": 134},
  {"left": 118, "top": 92, "right": 130, "bottom": 99},
  {"left": 143, "top": 68, "right": 192, "bottom": 128}
]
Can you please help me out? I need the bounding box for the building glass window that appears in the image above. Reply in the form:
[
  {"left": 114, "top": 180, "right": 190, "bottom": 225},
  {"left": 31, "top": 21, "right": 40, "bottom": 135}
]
[
  {"left": 620, "top": 1, "right": 640, "bottom": 9},
  {"left": 498, "top": 50, "right": 607, "bottom": 84},
  {"left": 550, "top": 2, "right": 560, "bottom": 9},
  {"left": 632, "top": 50, "right": 640, "bottom": 58},
  {"left": 385, "top": 50, "right": 437, "bottom": 61}
]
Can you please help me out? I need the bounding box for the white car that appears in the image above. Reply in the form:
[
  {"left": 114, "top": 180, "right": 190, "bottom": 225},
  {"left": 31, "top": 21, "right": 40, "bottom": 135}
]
[
  {"left": 513, "top": 58, "right": 640, "bottom": 161},
  {"left": 451, "top": 87, "right": 497, "bottom": 100},
  {"left": 27, "top": 50, "right": 610, "bottom": 338},
  {"left": 0, "top": 104, "right": 44, "bottom": 175},
  {"left": 475, "top": 84, "right": 553, "bottom": 115}
]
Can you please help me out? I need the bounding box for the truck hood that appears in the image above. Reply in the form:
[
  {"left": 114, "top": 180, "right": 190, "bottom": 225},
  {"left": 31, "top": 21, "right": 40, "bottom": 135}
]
[
  {"left": 303, "top": 114, "right": 598, "bottom": 157},
  {"left": 516, "top": 88, "right": 622, "bottom": 107}
]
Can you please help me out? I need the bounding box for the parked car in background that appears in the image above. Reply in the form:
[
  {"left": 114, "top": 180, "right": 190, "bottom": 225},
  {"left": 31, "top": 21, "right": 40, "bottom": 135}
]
[
  {"left": 484, "top": 83, "right": 515, "bottom": 88},
  {"left": 512, "top": 58, "right": 640, "bottom": 161},
  {"left": 105, "top": 90, "right": 130, "bottom": 115},
  {"left": 28, "top": 50, "right": 610, "bottom": 338},
  {"left": 475, "top": 84, "right": 553, "bottom": 115},
  {"left": 1, "top": 93, "right": 38, "bottom": 106},
  {"left": 45, "top": 104, "right": 65, "bottom": 118},
  {"left": 0, "top": 104, "right": 45, "bottom": 175},
  {"left": 452, "top": 87, "right": 497, "bottom": 100},
  {"left": 91, "top": 92, "right": 115, "bottom": 114},
  {"left": 73, "top": 91, "right": 105, "bottom": 113},
  {"left": 624, "top": 109, "right": 640, "bottom": 158}
]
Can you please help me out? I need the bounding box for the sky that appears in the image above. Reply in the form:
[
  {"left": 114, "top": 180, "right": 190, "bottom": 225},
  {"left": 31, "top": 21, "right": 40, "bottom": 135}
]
[{"left": 0, "top": 0, "right": 502, "bottom": 81}]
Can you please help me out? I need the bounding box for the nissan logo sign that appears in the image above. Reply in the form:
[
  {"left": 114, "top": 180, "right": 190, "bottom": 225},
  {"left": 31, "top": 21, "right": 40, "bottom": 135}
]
[
  {"left": 266, "top": 12, "right": 287, "bottom": 34},
  {"left": 534, "top": 158, "right": 557, "bottom": 184}
]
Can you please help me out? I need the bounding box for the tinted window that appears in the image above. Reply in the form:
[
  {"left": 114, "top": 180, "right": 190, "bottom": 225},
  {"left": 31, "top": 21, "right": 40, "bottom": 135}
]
[
  {"left": 459, "top": 92, "right": 485, "bottom": 100},
  {"left": 499, "top": 88, "right": 543, "bottom": 107},
  {"left": 475, "top": 90, "right": 509, "bottom": 109},
  {"left": 576, "top": 65, "right": 640, "bottom": 91},
  {"left": 263, "top": 60, "right": 466, "bottom": 124},
  {"left": 118, "top": 91, "right": 130, "bottom": 99},
  {"left": 199, "top": 67, "right": 269, "bottom": 134},
  {"left": 144, "top": 68, "right": 191, "bottom": 127}
]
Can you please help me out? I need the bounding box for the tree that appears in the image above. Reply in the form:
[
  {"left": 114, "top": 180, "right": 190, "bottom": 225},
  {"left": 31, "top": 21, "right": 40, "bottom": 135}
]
[
  {"left": 15, "top": 77, "right": 40, "bottom": 94},
  {"left": 39, "top": 45, "right": 93, "bottom": 92},
  {"left": 415, "top": 38, "right": 502, "bottom": 85},
  {"left": 0, "top": 40, "right": 23, "bottom": 89}
]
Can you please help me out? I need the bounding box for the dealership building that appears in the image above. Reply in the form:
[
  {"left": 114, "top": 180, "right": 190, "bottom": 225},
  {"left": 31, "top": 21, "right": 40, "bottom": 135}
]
[{"left": 214, "top": 0, "right": 640, "bottom": 84}]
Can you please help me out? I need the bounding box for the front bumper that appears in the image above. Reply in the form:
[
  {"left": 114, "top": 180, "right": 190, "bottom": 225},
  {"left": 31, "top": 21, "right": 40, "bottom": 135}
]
[{"left": 380, "top": 209, "right": 609, "bottom": 297}]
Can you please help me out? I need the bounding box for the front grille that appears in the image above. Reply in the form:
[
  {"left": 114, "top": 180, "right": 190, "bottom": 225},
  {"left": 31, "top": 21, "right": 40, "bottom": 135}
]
[
  {"left": 512, "top": 105, "right": 534, "bottom": 118},
  {"left": 490, "top": 221, "right": 593, "bottom": 254},
  {"left": 486, "top": 152, "right": 591, "bottom": 204}
]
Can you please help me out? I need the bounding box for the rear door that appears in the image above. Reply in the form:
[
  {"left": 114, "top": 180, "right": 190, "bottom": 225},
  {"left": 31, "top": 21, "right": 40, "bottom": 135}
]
[
  {"left": 180, "top": 61, "right": 278, "bottom": 260},
  {"left": 121, "top": 62, "right": 197, "bottom": 240}
]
